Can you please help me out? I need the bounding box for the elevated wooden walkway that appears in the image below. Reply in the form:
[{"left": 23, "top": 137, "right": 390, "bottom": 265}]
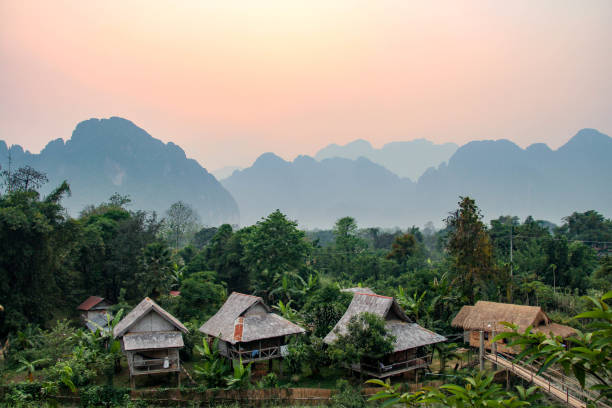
[{"left": 484, "top": 353, "right": 610, "bottom": 408}]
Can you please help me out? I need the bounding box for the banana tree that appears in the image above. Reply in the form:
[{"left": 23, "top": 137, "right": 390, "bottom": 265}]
[
  {"left": 225, "top": 358, "right": 252, "bottom": 390},
  {"left": 16, "top": 357, "right": 49, "bottom": 382},
  {"left": 194, "top": 337, "right": 230, "bottom": 387}
]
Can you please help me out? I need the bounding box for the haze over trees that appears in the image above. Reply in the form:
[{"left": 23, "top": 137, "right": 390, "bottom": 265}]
[
  {"left": 225, "top": 128, "right": 612, "bottom": 228},
  {"left": 3, "top": 118, "right": 611, "bottom": 229}
]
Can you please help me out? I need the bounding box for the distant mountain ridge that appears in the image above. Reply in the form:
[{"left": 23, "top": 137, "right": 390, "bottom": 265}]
[
  {"left": 223, "top": 153, "right": 414, "bottom": 227},
  {"left": 225, "top": 129, "right": 612, "bottom": 228},
  {"left": 315, "top": 138, "right": 458, "bottom": 180},
  {"left": 0, "top": 117, "right": 239, "bottom": 225}
]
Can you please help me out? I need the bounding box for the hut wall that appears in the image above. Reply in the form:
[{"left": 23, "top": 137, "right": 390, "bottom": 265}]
[
  {"left": 130, "top": 312, "right": 175, "bottom": 333},
  {"left": 83, "top": 309, "right": 107, "bottom": 322},
  {"left": 218, "top": 340, "right": 229, "bottom": 357},
  {"left": 468, "top": 330, "right": 515, "bottom": 354}
]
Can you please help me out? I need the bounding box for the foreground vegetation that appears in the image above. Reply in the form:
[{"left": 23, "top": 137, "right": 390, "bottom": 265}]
[{"left": 0, "top": 167, "right": 611, "bottom": 407}]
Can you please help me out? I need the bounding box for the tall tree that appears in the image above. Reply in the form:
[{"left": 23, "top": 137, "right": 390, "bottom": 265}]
[
  {"left": 164, "top": 201, "right": 200, "bottom": 249},
  {"left": 445, "top": 196, "right": 494, "bottom": 303},
  {"left": 0, "top": 181, "right": 72, "bottom": 336},
  {"left": 243, "top": 210, "right": 310, "bottom": 301}
]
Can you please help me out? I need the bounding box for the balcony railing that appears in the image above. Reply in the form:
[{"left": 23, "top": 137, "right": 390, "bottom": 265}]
[
  {"left": 357, "top": 354, "right": 432, "bottom": 378},
  {"left": 227, "top": 345, "right": 282, "bottom": 362},
  {"left": 131, "top": 357, "right": 180, "bottom": 375}
]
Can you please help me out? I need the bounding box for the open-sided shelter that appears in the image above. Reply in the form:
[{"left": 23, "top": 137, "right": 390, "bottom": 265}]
[
  {"left": 113, "top": 297, "right": 188, "bottom": 387},
  {"left": 199, "top": 292, "right": 305, "bottom": 363},
  {"left": 324, "top": 291, "right": 446, "bottom": 378},
  {"left": 451, "top": 301, "right": 576, "bottom": 353}
]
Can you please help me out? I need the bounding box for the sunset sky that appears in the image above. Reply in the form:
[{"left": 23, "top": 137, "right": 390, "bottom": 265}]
[{"left": 1, "top": 1, "right": 611, "bottom": 170}]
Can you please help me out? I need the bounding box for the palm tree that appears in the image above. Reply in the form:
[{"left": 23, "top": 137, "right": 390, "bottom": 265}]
[
  {"left": 16, "top": 357, "right": 49, "bottom": 382},
  {"left": 434, "top": 342, "right": 460, "bottom": 373}
]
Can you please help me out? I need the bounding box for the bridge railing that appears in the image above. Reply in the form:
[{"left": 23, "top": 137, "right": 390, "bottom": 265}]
[{"left": 489, "top": 352, "right": 611, "bottom": 408}]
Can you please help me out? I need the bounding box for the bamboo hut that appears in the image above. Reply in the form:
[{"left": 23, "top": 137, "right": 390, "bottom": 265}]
[
  {"left": 113, "top": 297, "right": 188, "bottom": 387},
  {"left": 199, "top": 292, "right": 305, "bottom": 364},
  {"left": 451, "top": 301, "right": 576, "bottom": 354},
  {"left": 324, "top": 291, "right": 446, "bottom": 378},
  {"left": 77, "top": 296, "right": 113, "bottom": 332}
]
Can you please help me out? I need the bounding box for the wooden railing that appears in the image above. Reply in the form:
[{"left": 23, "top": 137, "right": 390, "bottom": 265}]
[
  {"left": 485, "top": 352, "right": 611, "bottom": 408},
  {"left": 132, "top": 357, "right": 180, "bottom": 374},
  {"left": 358, "top": 354, "right": 432, "bottom": 377},
  {"left": 228, "top": 346, "right": 281, "bottom": 362}
]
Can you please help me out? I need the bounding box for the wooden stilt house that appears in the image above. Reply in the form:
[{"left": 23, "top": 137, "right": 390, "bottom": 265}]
[
  {"left": 451, "top": 301, "right": 576, "bottom": 354},
  {"left": 77, "top": 296, "right": 113, "bottom": 333},
  {"left": 199, "top": 292, "right": 305, "bottom": 363},
  {"left": 324, "top": 291, "right": 446, "bottom": 378},
  {"left": 113, "top": 297, "right": 188, "bottom": 387}
]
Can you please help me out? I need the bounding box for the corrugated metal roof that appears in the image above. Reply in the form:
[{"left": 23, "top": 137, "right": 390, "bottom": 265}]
[
  {"left": 324, "top": 291, "right": 445, "bottom": 351},
  {"left": 77, "top": 296, "right": 107, "bottom": 311},
  {"left": 113, "top": 297, "right": 188, "bottom": 338},
  {"left": 85, "top": 313, "right": 111, "bottom": 333},
  {"left": 123, "top": 331, "right": 184, "bottom": 351},
  {"left": 199, "top": 292, "right": 305, "bottom": 343}
]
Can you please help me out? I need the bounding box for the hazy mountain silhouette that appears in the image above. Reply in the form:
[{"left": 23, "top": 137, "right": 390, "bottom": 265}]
[
  {"left": 223, "top": 153, "right": 415, "bottom": 227},
  {"left": 212, "top": 165, "right": 242, "bottom": 180},
  {"left": 0, "top": 117, "right": 239, "bottom": 225},
  {"left": 225, "top": 129, "right": 611, "bottom": 228},
  {"left": 315, "top": 138, "right": 458, "bottom": 180}
]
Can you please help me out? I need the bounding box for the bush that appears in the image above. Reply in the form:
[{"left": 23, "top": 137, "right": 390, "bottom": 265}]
[
  {"left": 78, "top": 385, "right": 130, "bottom": 407},
  {"left": 258, "top": 373, "right": 279, "bottom": 389},
  {"left": 331, "top": 379, "right": 366, "bottom": 408}
]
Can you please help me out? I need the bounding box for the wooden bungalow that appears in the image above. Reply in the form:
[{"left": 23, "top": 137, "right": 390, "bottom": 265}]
[
  {"left": 324, "top": 291, "right": 447, "bottom": 378},
  {"left": 199, "top": 292, "right": 305, "bottom": 364},
  {"left": 77, "top": 296, "right": 113, "bottom": 333},
  {"left": 451, "top": 301, "right": 576, "bottom": 354},
  {"left": 113, "top": 297, "right": 188, "bottom": 387}
]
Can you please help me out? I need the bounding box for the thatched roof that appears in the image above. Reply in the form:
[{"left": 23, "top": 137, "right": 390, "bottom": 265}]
[
  {"left": 199, "top": 292, "right": 305, "bottom": 344},
  {"left": 123, "top": 331, "right": 184, "bottom": 351},
  {"left": 341, "top": 287, "right": 376, "bottom": 295},
  {"left": 532, "top": 322, "right": 577, "bottom": 338},
  {"left": 451, "top": 301, "right": 576, "bottom": 338},
  {"left": 113, "top": 297, "right": 188, "bottom": 338},
  {"left": 324, "top": 292, "right": 446, "bottom": 352}
]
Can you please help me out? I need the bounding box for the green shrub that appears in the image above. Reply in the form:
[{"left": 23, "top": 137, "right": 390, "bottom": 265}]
[
  {"left": 78, "top": 385, "right": 130, "bottom": 407},
  {"left": 331, "top": 379, "right": 366, "bottom": 408}
]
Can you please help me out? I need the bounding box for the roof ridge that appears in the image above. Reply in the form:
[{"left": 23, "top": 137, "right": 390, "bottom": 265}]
[
  {"left": 232, "top": 292, "right": 262, "bottom": 299},
  {"left": 356, "top": 292, "right": 392, "bottom": 299}
]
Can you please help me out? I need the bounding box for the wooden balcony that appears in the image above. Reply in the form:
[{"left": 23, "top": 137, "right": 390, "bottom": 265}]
[
  {"left": 226, "top": 345, "right": 284, "bottom": 362},
  {"left": 356, "top": 355, "right": 431, "bottom": 378},
  {"left": 130, "top": 356, "right": 180, "bottom": 376}
]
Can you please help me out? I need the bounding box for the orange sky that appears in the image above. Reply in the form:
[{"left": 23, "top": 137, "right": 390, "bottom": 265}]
[{"left": 1, "top": 1, "right": 611, "bottom": 170}]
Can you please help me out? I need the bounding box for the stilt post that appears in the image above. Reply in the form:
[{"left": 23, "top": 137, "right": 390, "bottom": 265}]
[
  {"left": 491, "top": 329, "right": 497, "bottom": 369},
  {"left": 479, "top": 330, "right": 485, "bottom": 371}
]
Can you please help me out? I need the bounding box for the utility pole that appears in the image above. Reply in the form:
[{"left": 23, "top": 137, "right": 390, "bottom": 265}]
[{"left": 509, "top": 226, "right": 513, "bottom": 303}]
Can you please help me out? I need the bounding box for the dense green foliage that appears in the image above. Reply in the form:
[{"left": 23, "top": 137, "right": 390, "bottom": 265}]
[{"left": 1, "top": 168, "right": 611, "bottom": 407}]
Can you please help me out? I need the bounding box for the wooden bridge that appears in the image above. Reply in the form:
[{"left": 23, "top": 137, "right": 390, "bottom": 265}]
[{"left": 484, "top": 352, "right": 611, "bottom": 408}]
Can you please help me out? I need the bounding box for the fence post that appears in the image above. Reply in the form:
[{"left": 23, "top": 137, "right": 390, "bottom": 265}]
[{"left": 479, "top": 330, "right": 485, "bottom": 371}]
